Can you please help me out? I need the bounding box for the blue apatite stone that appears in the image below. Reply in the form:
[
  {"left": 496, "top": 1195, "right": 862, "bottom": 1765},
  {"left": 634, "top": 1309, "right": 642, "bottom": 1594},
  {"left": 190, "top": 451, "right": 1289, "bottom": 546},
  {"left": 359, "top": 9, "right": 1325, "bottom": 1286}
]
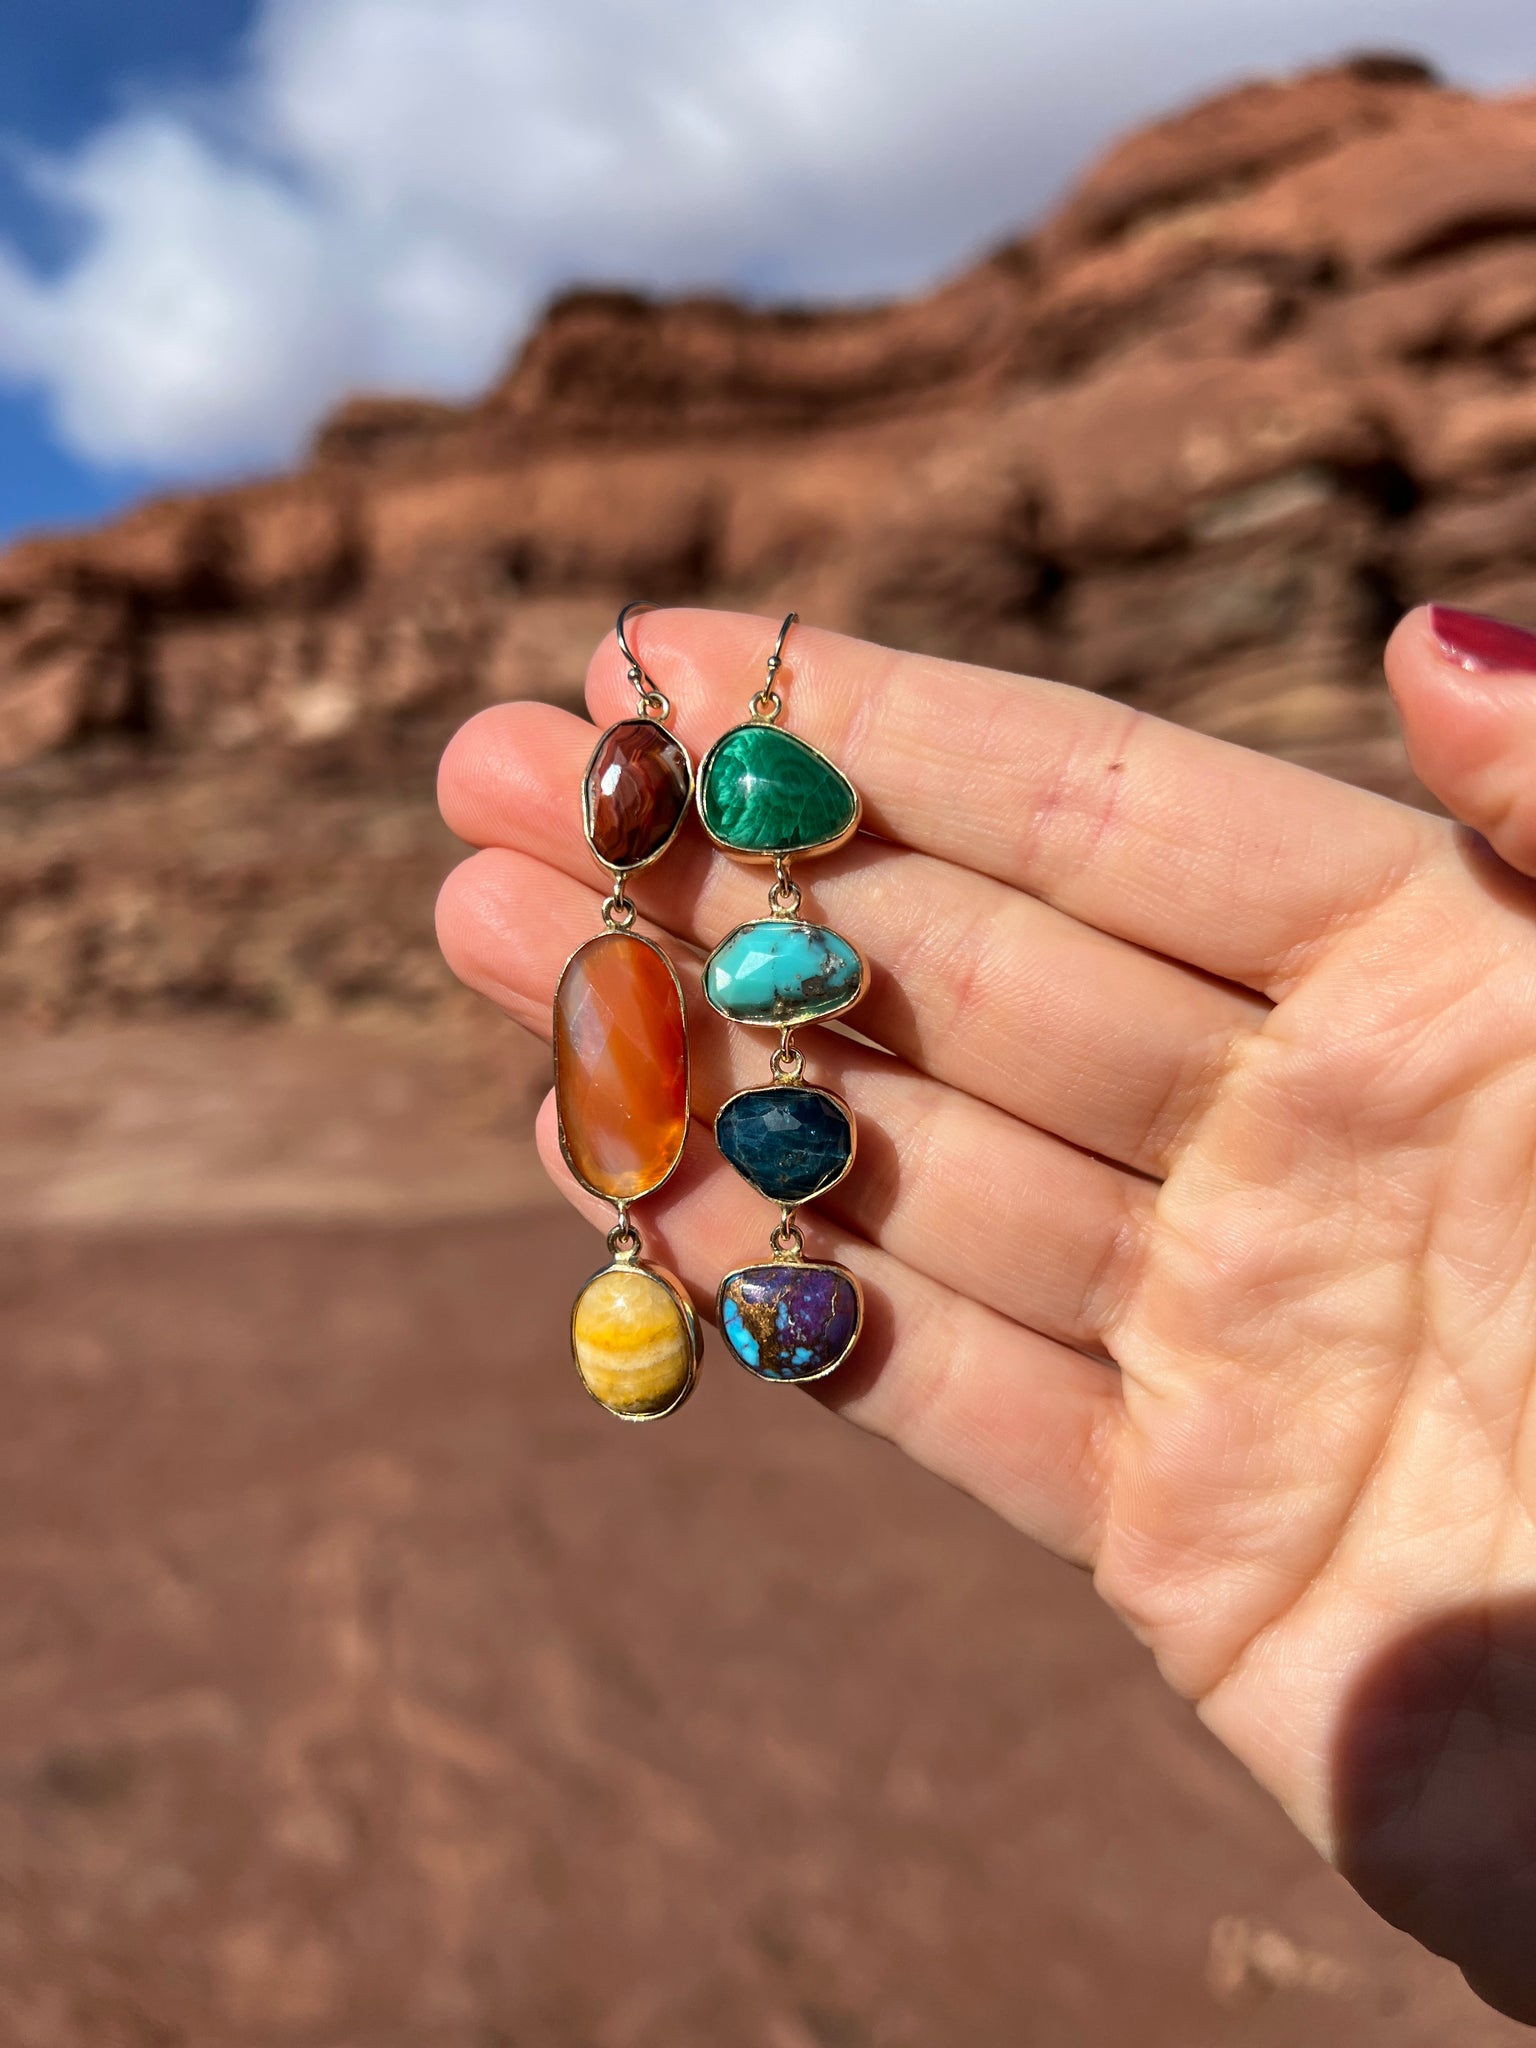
[
  {"left": 704, "top": 920, "right": 864, "bottom": 1028},
  {"left": 716, "top": 1086, "right": 854, "bottom": 1205},
  {"left": 718, "top": 1263, "right": 861, "bottom": 1381}
]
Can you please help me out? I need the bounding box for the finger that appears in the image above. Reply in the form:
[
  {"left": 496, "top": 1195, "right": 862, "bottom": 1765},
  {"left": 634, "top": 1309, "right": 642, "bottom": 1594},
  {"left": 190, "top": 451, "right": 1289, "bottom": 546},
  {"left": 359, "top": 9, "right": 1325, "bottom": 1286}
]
[
  {"left": 1386, "top": 604, "right": 1536, "bottom": 876},
  {"left": 440, "top": 700, "right": 1266, "bottom": 1178},
  {"left": 533, "top": 1093, "right": 1120, "bottom": 1568},
  {"left": 579, "top": 609, "right": 1439, "bottom": 997},
  {"left": 437, "top": 846, "right": 1151, "bottom": 1354}
]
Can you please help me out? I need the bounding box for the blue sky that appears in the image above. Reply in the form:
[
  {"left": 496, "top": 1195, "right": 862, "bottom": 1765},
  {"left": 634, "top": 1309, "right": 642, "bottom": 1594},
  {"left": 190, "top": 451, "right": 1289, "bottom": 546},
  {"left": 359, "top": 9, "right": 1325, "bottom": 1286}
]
[
  {"left": 0, "top": 0, "right": 1530, "bottom": 550},
  {"left": 0, "top": 0, "right": 256, "bottom": 537}
]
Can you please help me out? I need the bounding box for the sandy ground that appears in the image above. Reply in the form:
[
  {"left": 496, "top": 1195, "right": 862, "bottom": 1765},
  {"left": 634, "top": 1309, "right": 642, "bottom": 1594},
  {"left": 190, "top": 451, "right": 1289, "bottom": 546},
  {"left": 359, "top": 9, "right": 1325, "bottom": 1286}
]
[{"left": 0, "top": 1021, "right": 1524, "bottom": 2045}]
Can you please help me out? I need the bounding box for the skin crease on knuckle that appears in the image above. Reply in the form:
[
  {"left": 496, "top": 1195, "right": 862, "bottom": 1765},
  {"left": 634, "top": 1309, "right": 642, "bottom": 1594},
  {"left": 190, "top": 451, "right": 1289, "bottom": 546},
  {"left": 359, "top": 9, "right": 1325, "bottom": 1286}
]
[{"left": 444, "top": 609, "right": 1536, "bottom": 2022}]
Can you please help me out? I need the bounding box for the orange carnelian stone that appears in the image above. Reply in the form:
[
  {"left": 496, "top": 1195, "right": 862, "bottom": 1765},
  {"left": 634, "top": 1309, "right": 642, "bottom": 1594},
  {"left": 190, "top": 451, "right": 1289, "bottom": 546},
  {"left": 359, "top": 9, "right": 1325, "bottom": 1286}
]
[{"left": 555, "top": 932, "right": 688, "bottom": 1201}]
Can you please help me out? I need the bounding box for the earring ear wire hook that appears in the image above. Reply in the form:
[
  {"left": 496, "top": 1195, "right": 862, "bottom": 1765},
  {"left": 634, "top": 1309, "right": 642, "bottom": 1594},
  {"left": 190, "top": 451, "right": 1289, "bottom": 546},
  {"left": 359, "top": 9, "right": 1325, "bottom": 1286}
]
[
  {"left": 752, "top": 610, "right": 799, "bottom": 723},
  {"left": 768, "top": 611, "right": 798, "bottom": 674},
  {"left": 615, "top": 600, "right": 670, "bottom": 720}
]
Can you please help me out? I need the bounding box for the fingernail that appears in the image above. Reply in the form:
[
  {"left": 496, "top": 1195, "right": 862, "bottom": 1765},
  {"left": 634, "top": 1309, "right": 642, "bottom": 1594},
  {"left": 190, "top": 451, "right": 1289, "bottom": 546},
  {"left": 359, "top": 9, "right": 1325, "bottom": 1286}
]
[{"left": 1430, "top": 603, "right": 1536, "bottom": 675}]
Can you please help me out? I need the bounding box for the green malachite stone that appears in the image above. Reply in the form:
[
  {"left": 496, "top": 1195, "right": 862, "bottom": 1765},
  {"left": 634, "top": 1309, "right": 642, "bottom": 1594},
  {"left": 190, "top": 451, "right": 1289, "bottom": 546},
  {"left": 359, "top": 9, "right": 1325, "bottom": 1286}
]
[{"left": 699, "top": 724, "right": 858, "bottom": 856}]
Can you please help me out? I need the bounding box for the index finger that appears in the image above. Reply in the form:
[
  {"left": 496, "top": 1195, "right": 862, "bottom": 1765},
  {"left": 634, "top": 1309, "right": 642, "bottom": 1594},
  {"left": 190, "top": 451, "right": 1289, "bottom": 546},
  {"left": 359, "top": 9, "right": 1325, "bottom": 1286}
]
[{"left": 587, "top": 609, "right": 1440, "bottom": 996}]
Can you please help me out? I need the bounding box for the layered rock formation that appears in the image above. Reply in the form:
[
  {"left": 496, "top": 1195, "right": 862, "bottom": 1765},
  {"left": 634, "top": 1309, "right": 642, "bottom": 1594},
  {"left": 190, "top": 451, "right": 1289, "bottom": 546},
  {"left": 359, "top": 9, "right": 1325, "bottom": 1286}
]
[{"left": 3, "top": 54, "right": 1535, "bottom": 1026}]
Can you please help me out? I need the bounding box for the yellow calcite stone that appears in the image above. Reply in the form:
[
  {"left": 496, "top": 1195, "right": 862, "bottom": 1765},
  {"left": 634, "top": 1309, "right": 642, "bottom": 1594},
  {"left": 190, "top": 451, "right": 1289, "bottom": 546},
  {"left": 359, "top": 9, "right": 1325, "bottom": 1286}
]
[{"left": 572, "top": 1265, "right": 696, "bottom": 1420}]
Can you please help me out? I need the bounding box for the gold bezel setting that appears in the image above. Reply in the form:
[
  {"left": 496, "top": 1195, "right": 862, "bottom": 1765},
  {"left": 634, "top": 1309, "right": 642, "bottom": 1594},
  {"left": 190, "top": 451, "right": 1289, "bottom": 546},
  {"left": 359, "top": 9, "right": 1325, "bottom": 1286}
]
[
  {"left": 553, "top": 929, "right": 691, "bottom": 1204},
  {"left": 701, "top": 917, "right": 869, "bottom": 1031},
  {"left": 571, "top": 1257, "right": 702, "bottom": 1422},
  {"left": 580, "top": 715, "right": 696, "bottom": 879},
  {"left": 695, "top": 723, "right": 863, "bottom": 864},
  {"left": 715, "top": 1259, "right": 865, "bottom": 1385},
  {"left": 712, "top": 1082, "right": 857, "bottom": 1207}
]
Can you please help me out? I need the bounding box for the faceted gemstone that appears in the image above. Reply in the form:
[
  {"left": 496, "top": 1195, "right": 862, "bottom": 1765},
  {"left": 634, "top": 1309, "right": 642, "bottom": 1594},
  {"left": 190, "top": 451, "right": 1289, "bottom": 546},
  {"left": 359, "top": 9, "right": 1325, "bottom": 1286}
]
[
  {"left": 718, "top": 1263, "right": 862, "bottom": 1381},
  {"left": 699, "top": 724, "right": 858, "bottom": 856},
  {"left": 584, "top": 718, "right": 692, "bottom": 871},
  {"left": 704, "top": 920, "right": 864, "bottom": 1028},
  {"left": 572, "top": 1263, "right": 698, "bottom": 1420},
  {"left": 715, "top": 1086, "right": 854, "bottom": 1205},
  {"left": 555, "top": 932, "right": 688, "bottom": 1201}
]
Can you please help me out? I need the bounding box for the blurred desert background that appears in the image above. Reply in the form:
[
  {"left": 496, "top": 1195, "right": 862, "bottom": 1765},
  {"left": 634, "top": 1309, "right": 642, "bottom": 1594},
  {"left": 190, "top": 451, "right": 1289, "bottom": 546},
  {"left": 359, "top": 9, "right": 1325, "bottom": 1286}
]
[{"left": 3, "top": 33, "right": 1536, "bottom": 2045}]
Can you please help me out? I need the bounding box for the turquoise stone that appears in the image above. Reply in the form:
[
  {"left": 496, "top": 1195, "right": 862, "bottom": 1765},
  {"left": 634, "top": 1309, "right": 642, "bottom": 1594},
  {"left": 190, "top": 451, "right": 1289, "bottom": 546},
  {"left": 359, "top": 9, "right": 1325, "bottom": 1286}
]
[
  {"left": 716, "top": 1086, "right": 854, "bottom": 1204},
  {"left": 699, "top": 724, "right": 858, "bottom": 856},
  {"left": 704, "top": 920, "right": 865, "bottom": 1028}
]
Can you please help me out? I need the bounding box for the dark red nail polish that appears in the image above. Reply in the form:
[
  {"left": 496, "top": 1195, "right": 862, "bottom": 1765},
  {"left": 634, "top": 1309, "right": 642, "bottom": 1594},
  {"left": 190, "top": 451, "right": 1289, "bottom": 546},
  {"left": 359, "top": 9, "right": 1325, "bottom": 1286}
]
[{"left": 1430, "top": 603, "right": 1536, "bottom": 675}]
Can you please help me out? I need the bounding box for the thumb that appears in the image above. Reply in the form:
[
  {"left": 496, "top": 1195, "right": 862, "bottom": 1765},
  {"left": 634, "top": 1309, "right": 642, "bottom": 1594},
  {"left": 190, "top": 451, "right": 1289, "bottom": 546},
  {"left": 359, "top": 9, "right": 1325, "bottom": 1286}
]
[{"left": 1385, "top": 604, "right": 1536, "bottom": 877}]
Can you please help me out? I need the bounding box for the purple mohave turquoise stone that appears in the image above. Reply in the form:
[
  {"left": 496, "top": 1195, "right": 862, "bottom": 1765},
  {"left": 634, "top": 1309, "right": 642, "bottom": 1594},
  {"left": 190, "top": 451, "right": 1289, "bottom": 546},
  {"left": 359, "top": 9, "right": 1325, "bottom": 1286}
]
[{"left": 718, "top": 1263, "right": 861, "bottom": 1381}]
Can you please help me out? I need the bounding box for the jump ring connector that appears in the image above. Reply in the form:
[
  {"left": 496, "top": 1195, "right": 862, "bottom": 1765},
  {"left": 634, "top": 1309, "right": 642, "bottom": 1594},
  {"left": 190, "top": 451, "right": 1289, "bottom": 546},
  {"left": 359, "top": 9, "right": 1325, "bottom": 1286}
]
[
  {"left": 770, "top": 1211, "right": 805, "bottom": 1261},
  {"left": 768, "top": 857, "right": 802, "bottom": 918},
  {"left": 603, "top": 887, "right": 638, "bottom": 931},
  {"left": 770, "top": 1030, "right": 804, "bottom": 1083},
  {"left": 607, "top": 1216, "right": 643, "bottom": 1261}
]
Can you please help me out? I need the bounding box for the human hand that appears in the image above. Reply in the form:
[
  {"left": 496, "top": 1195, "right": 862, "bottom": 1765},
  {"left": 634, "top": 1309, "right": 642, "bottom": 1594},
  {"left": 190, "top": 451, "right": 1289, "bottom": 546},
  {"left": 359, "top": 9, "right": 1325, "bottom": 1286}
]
[{"left": 438, "top": 603, "right": 1536, "bottom": 2019}]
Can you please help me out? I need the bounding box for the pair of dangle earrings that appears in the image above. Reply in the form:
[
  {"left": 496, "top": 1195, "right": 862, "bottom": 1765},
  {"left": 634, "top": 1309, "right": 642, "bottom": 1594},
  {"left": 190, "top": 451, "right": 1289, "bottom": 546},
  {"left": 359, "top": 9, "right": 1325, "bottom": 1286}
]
[{"left": 554, "top": 602, "right": 866, "bottom": 1421}]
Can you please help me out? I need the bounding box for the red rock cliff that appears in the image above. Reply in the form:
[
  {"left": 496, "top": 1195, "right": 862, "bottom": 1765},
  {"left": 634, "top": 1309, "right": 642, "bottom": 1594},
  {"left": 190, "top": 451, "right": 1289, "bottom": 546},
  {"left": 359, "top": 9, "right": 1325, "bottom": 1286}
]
[{"left": 3, "top": 55, "right": 1535, "bottom": 1025}]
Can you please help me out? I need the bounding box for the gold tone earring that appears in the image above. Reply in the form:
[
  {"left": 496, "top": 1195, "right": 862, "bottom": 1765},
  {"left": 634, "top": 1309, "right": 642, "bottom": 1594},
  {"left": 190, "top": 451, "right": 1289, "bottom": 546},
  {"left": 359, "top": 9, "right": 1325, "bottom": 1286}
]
[
  {"left": 697, "top": 614, "right": 866, "bottom": 1381},
  {"left": 555, "top": 601, "right": 700, "bottom": 1420}
]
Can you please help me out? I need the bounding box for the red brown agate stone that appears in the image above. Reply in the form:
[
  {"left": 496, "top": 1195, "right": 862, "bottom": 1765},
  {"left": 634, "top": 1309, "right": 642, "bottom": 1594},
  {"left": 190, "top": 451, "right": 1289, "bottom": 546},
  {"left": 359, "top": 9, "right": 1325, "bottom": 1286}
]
[{"left": 584, "top": 719, "right": 692, "bottom": 870}]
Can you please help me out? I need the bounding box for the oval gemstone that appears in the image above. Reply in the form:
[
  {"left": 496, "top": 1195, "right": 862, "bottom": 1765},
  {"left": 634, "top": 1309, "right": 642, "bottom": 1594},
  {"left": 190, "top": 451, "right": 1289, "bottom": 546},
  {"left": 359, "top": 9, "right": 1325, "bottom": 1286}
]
[
  {"left": 718, "top": 1263, "right": 862, "bottom": 1382},
  {"left": 573, "top": 1264, "right": 697, "bottom": 1419},
  {"left": 555, "top": 932, "right": 688, "bottom": 1201},
  {"left": 716, "top": 1086, "right": 854, "bottom": 1205},
  {"left": 583, "top": 718, "right": 692, "bottom": 870},
  {"left": 704, "top": 920, "right": 865, "bottom": 1028},
  {"left": 699, "top": 724, "right": 858, "bottom": 857}
]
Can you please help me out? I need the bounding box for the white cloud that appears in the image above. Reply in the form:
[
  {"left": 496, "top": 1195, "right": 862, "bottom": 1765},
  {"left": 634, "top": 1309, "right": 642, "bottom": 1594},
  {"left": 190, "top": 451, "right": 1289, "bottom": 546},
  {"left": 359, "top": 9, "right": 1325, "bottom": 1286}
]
[
  {"left": 0, "top": 0, "right": 1529, "bottom": 475},
  {"left": 16, "top": 120, "right": 367, "bottom": 466}
]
